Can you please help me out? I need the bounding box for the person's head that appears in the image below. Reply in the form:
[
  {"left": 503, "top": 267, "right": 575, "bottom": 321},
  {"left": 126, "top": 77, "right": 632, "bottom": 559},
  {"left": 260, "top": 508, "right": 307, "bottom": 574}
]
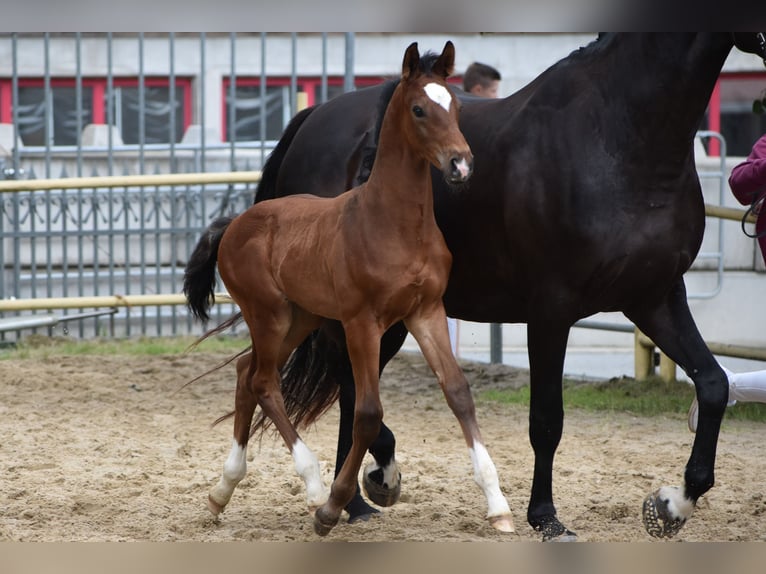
[{"left": 463, "top": 62, "right": 501, "bottom": 98}]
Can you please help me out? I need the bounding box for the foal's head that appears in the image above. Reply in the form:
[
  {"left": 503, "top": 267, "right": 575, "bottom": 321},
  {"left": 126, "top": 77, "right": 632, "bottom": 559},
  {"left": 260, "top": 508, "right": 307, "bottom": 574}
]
[{"left": 394, "top": 41, "right": 473, "bottom": 185}]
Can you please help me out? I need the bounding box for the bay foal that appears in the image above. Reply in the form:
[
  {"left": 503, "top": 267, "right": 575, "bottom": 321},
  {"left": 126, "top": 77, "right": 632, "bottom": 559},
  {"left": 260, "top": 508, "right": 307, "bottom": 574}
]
[{"left": 183, "top": 41, "right": 514, "bottom": 536}]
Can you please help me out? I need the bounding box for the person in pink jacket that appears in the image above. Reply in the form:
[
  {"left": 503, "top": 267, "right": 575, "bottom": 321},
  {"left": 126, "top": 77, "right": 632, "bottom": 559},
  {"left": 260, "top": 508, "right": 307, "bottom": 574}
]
[
  {"left": 688, "top": 133, "right": 766, "bottom": 432},
  {"left": 729, "top": 132, "right": 766, "bottom": 265}
]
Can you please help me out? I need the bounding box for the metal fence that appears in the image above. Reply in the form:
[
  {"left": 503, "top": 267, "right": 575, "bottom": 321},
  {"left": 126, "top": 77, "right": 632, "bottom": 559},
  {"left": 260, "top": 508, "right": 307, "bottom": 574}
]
[{"left": 0, "top": 33, "right": 356, "bottom": 342}]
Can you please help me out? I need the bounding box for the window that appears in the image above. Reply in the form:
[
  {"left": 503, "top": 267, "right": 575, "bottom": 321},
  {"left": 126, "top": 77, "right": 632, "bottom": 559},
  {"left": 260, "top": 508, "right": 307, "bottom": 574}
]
[
  {"left": 0, "top": 77, "right": 193, "bottom": 146},
  {"left": 222, "top": 76, "right": 386, "bottom": 142},
  {"left": 16, "top": 82, "right": 93, "bottom": 146},
  {"left": 703, "top": 73, "right": 766, "bottom": 157}
]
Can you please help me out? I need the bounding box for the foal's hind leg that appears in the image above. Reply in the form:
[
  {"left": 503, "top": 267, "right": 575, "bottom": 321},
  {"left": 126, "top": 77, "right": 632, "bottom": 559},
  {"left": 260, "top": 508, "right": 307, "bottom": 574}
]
[
  {"left": 626, "top": 279, "right": 726, "bottom": 539},
  {"left": 405, "top": 304, "right": 514, "bottom": 533},
  {"left": 208, "top": 352, "right": 259, "bottom": 516},
  {"left": 249, "top": 309, "right": 329, "bottom": 512}
]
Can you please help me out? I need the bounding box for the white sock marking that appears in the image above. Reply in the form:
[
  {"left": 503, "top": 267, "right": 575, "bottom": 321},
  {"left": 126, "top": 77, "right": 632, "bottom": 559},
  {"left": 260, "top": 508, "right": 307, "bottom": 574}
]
[
  {"left": 292, "top": 439, "right": 328, "bottom": 507},
  {"left": 424, "top": 82, "right": 452, "bottom": 112},
  {"left": 656, "top": 485, "right": 695, "bottom": 521},
  {"left": 209, "top": 439, "right": 247, "bottom": 508},
  {"left": 469, "top": 442, "right": 511, "bottom": 519}
]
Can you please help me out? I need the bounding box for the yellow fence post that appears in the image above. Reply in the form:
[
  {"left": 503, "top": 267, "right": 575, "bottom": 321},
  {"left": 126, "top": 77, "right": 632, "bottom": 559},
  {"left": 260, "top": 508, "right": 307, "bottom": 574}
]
[
  {"left": 659, "top": 353, "right": 677, "bottom": 382},
  {"left": 634, "top": 328, "right": 654, "bottom": 380}
]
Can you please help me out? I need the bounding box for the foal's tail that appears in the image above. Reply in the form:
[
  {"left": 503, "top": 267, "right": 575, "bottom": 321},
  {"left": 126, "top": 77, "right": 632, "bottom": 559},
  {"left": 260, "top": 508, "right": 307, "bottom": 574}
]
[{"left": 183, "top": 216, "right": 234, "bottom": 323}]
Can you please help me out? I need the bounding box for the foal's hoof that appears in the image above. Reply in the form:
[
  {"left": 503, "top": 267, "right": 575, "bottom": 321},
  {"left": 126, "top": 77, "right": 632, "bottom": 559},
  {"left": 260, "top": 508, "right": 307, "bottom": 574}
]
[
  {"left": 532, "top": 516, "right": 577, "bottom": 542},
  {"left": 313, "top": 506, "right": 339, "bottom": 537},
  {"left": 642, "top": 487, "right": 692, "bottom": 539},
  {"left": 207, "top": 495, "right": 225, "bottom": 517},
  {"left": 362, "top": 461, "right": 401, "bottom": 507},
  {"left": 488, "top": 513, "right": 516, "bottom": 533}
]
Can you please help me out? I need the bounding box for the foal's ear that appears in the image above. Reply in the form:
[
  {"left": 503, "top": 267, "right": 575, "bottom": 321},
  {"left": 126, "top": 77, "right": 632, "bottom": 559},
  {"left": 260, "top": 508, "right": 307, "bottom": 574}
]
[
  {"left": 402, "top": 42, "right": 420, "bottom": 80},
  {"left": 432, "top": 41, "right": 455, "bottom": 79}
]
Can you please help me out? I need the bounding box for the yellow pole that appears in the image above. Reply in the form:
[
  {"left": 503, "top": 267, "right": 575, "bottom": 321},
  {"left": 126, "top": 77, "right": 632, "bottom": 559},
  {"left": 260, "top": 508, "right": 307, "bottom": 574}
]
[
  {"left": 0, "top": 171, "right": 261, "bottom": 193},
  {"left": 0, "top": 292, "right": 233, "bottom": 311},
  {"left": 659, "top": 352, "right": 677, "bottom": 382},
  {"left": 634, "top": 328, "right": 655, "bottom": 380}
]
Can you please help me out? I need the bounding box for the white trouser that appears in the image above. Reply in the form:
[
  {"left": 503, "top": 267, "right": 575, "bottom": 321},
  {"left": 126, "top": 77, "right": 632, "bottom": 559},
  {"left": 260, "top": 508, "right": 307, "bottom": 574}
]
[{"left": 727, "top": 368, "right": 766, "bottom": 405}]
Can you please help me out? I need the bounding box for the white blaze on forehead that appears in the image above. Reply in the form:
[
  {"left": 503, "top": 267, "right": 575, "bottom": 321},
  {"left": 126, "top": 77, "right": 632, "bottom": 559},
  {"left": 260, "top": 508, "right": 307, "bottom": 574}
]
[{"left": 423, "top": 82, "right": 452, "bottom": 112}]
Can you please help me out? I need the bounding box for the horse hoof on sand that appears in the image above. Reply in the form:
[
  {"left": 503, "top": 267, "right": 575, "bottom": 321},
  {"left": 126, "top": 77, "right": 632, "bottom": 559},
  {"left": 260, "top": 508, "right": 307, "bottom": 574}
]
[
  {"left": 488, "top": 514, "right": 516, "bottom": 533},
  {"left": 207, "top": 495, "right": 225, "bottom": 517},
  {"left": 642, "top": 487, "right": 690, "bottom": 539},
  {"left": 313, "top": 507, "right": 339, "bottom": 537},
  {"left": 363, "top": 462, "right": 401, "bottom": 507},
  {"left": 533, "top": 516, "right": 577, "bottom": 542}
]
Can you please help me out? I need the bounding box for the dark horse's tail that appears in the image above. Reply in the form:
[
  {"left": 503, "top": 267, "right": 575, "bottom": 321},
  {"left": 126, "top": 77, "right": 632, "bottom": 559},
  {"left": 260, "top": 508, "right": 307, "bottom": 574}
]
[{"left": 183, "top": 216, "right": 234, "bottom": 323}]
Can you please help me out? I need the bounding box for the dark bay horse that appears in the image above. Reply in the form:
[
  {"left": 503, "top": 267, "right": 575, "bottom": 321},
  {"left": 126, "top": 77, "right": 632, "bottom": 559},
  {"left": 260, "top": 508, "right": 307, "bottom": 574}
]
[
  {"left": 184, "top": 42, "right": 515, "bottom": 536},
  {"left": 242, "top": 34, "right": 766, "bottom": 540}
]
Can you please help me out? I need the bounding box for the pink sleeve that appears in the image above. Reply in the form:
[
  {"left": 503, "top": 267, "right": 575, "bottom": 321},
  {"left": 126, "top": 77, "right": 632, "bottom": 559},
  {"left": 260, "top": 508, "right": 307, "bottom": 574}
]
[{"left": 729, "top": 134, "right": 766, "bottom": 205}]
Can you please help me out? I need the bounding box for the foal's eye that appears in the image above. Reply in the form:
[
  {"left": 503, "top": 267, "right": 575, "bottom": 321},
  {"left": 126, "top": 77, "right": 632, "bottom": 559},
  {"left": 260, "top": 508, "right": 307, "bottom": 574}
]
[{"left": 412, "top": 105, "right": 425, "bottom": 118}]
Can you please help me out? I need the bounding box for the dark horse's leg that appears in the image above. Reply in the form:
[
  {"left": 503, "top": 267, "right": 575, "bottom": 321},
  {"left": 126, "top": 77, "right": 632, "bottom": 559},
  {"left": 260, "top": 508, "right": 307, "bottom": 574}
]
[
  {"left": 333, "top": 321, "right": 408, "bottom": 522},
  {"left": 526, "top": 316, "right": 578, "bottom": 541},
  {"left": 625, "top": 279, "right": 727, "bottom": 538}
]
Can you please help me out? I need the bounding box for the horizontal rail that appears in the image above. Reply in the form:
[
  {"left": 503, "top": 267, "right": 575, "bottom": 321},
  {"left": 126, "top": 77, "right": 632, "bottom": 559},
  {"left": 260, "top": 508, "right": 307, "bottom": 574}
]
[
  {"left": 704, "top": 203, "right": 755, "bottom": 224},
  {"left": 0, "top": 293, "right": 233, "bottom": 311},
  {"left": 0, "top": 308, "right": 118, "bottom": 332},
  {"left": 0, "top": 171, "right": 262, "bottom": 193}
]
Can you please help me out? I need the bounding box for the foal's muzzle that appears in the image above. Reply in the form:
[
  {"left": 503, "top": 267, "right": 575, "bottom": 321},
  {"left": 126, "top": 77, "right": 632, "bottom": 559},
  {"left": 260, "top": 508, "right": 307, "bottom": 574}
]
[{"left": 447, "top": 153, "right": 473, "bottom": 184}]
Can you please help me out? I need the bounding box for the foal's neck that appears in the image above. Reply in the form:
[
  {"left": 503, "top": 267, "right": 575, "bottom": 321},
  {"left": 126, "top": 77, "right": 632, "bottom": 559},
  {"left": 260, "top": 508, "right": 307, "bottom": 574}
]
[{"left": 363, "top": 98, "right": 435, "bottom": 218}]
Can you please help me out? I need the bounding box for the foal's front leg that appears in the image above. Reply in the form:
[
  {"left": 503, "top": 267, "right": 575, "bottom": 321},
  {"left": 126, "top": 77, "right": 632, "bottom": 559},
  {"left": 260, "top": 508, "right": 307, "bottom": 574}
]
[
  {"left": 314, "top": 318, "right": 384, "bottom": 536},
  {"left": 405, "top": 304, "right": 515, "bottom": 533}
]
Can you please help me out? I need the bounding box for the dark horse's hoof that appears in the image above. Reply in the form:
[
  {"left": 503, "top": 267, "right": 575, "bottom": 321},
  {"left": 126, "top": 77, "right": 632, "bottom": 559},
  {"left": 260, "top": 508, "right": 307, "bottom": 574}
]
[
  {"left": 532, "top": 516, "right": 577, "bottom": 542},
  {"left": 642, "top": 488, "right": 689, "bottom": 538},
  {"left": 346, "top": 494, "right": 382, "bottom": 524},
  {"left": 362, "top": 463, "right": 401, "bottom": 507}
]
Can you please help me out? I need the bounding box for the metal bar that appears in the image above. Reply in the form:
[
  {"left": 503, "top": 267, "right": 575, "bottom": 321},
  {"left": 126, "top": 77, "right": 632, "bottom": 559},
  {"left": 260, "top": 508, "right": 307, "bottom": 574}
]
[
  {"left": 0, "top": 308, "right": 119, "bottom": 332},
  {"left": 260, "top": 32, "right": 267, "bottom": 166},
  {"left": 489, "top": 323, "right": 502, "bottom": 364},
  {"left": 44, "top": 33, "right": 51, "bottom": 177},
  {"left": 0, "top": 171, "right": 261, "bottom": 192},
  {"left": 169, "top": 32, "right": 176, "bottom": 172},
  {"left": 321, "top": 33, "right": 328, "bottom": 103},
  {"left": 573, "top": 319, "right": 635, "bottom": 333},
  {"left": 75, "top": 32, "right": 83, "bottom": 178},
  {"left": 291, "top": 33, "right": 298, "bottom": 117},
  {"left": 229, "top": 32, "right": 236, "bottom": 171},
  {"left": 107, "top": 32, "right": 114, "bottom": 175},
  {"left": 138, "top": 32, "right": 145, "bottom": 173},
  {"left": 199, "top": 32, "right": 206, "bottom": 173},
  {"left": 11, "top": 33, "right": 19, "bottom": 173},
  {"left": 344, "top": 33, "right": 354, "bottom": 93}
]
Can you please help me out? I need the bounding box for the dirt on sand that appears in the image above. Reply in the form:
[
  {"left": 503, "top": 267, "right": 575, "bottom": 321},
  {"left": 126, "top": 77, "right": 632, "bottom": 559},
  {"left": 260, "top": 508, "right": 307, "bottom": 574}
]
[{"left": 1, "top": 348, "right": 765, "bottom": 542}]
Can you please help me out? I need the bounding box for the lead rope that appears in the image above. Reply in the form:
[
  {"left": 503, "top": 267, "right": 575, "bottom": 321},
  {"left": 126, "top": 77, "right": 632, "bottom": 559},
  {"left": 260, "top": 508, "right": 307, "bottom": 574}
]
[{"left": 742, "top": 192, "right": 766, "bottom": 238}]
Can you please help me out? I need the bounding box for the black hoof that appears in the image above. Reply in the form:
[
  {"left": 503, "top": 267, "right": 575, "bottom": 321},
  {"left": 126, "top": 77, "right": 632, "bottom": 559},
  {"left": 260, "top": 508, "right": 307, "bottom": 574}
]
[
  {"left": 532, "top": 516, "right": 577, "bottom": 542},
  {"left": 642, "top": 491, "right": 687, "bottom": 539},
  {"left": 346, "top": 494, "right": 382, "bottom": 523},
  {"left": 363, "top": 467, "right": 401, "bottom": 507}
]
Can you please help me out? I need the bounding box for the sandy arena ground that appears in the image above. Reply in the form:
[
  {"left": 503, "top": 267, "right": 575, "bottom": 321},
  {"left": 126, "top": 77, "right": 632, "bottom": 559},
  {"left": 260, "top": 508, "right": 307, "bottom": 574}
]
[{"left": 1, "top": 348, "right": 765, "bottom": 542}]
